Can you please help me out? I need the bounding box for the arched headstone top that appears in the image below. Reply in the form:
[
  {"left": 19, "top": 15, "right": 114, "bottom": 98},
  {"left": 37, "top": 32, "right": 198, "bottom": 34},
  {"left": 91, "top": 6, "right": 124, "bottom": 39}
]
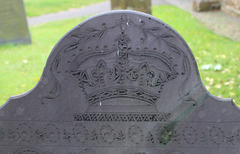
[
  {"left": 0, "top": 11, "right": 239, "bottom": 154},
  {"left": 41, "top": 11, "right": 201, "bottom": 113}
]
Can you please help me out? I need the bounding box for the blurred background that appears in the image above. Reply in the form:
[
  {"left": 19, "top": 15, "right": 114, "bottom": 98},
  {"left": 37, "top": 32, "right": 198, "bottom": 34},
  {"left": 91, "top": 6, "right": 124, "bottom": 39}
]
[{"left": 0, "top": 0, "right": 239, "bottom": 106}]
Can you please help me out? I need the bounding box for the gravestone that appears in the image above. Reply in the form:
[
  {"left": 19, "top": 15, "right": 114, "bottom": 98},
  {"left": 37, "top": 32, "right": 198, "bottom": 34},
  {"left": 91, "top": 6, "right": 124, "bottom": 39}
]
[
  {"left": 111, "top": 0, "right": 152, "bottom": 14},
  {"left": 0, "top": 0, "right": 31, "bottom": 45},
  {"left": 0, "top": 10, "right": 240, "bottom": 154},
  {"left": 193, "top": 0, "right": 221, "bottom": 11}
]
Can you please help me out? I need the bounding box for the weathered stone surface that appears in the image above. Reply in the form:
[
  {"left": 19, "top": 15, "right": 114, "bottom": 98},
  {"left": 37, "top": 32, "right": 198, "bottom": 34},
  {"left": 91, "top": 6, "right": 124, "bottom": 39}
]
[
  {"left": 0, "top": 0, "right": 31, "bottom": 45},
  {"left": 222, "top": 0, "right": 240, "bottom": 17},
  {"left": 111, "top": 0, "right": 151, "bottom": 14},
  {"left": 193, "top": 0, "right": 221, "bottom": 11},
  {"left": 0, "top": 11, "right": 239, "bottom": 154}
]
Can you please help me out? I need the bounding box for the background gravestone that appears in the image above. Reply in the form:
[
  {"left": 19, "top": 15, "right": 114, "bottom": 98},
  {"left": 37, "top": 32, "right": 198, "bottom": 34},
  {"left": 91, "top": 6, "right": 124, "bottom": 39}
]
[
  {"left": 0, "top": 0, "right": 31, "bottom": 45},
  {"left": 111, "top": 0, "right": 152, "bottom": 14},
  {"left": 193, "top": 0, "right": 221, "bottom": 11},
  {"left": 0, "top": 11, "right": 240, "bottom": 154}
]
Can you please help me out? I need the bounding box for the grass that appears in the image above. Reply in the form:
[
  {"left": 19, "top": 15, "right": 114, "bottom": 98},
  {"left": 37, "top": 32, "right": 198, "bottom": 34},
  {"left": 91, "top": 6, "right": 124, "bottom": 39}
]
[
  {"left": 0, "top": 5, "right": 239, "bottom": 106},
  {"left": 24, "top": 0, "right": 107, "bottom": 17}
]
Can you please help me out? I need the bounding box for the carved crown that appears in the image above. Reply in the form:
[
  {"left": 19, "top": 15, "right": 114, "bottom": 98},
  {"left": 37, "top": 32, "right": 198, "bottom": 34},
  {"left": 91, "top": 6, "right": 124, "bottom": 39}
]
[{"left": 70, "top": 33, "right": 178, "bottom": 106}]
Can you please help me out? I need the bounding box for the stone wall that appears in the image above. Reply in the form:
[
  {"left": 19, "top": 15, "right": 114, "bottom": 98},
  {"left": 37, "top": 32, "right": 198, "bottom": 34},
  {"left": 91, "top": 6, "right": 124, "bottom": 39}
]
[{"left": 222, "top": 0, "right": 240, "bottom": 17}]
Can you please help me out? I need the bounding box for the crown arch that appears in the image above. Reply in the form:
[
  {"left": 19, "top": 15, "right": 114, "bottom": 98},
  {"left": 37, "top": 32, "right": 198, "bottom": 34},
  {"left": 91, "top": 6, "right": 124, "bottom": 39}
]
[{"left": 38, "top": 11, "right": 201, "bottom": 114}]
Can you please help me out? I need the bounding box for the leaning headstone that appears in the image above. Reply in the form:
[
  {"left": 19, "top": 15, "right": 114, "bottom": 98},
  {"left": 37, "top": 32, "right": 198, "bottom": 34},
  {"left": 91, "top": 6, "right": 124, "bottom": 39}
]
[
  {"left": 111, "top": 0, "right": 152, "bottom": 14},
  {"left": 0, "top": 11, "right": 239, "bottom": 154},
  {"left": 0, "top": 0, "right": 31, "bottom": 45}
]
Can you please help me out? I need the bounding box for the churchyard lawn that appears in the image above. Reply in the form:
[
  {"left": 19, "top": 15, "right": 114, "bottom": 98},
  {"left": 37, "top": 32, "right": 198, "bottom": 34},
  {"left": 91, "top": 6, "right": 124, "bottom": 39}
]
[{"left": 24, "top": 0, "right": 107, "bottom": 17}]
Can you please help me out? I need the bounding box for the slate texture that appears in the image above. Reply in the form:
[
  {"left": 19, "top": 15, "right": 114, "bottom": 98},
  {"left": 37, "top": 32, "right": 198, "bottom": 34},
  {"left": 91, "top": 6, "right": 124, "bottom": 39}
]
[{"left": 0, "top": 11, "right": 239, "bottom": 154}]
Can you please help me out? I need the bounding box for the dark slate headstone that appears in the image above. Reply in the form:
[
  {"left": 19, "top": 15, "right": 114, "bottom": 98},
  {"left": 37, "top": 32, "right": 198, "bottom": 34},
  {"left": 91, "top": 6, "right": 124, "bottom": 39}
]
[
  {"left": 0, "top": 11, "right": 239, "bottom": 154},
  {"left": 0, "top": 0, "right": 31, "bottom": 45}
]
